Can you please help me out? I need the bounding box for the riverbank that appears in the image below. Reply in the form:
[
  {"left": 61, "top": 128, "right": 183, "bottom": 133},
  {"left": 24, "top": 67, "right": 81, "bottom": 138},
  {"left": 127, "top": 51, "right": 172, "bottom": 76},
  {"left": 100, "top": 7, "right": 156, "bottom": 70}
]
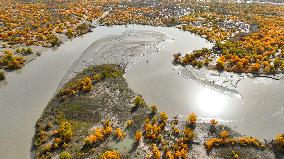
[
  {"left": 0, "top": 5, "right": 109, "bottom": 80},
  {"left": 33, "top": 64, "right": 283, "bottom": 159},
  {"left": 58, "top": 29, "right": 169, "bottom": 89},
  {"left": 0, "top": 25, "right": 283, "bottom": 158},
  {"left": 32, "top": 27, "right": 284, "bottom": 158},
  {"left": 179, "top": 65, "right": 243, "bottom": 98},
  {"left": 0, "top": 26, "right": 169, "bottom": 159},
  {"left": 176, "top": 62, "right": 284, "bottom": 99}
]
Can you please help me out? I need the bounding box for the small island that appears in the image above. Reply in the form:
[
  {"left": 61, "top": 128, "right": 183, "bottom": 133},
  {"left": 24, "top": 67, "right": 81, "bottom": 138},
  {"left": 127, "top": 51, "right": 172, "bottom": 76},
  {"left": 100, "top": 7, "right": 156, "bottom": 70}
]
[{"left": 33, "top": 64, "right": 284, "bottom": 159}]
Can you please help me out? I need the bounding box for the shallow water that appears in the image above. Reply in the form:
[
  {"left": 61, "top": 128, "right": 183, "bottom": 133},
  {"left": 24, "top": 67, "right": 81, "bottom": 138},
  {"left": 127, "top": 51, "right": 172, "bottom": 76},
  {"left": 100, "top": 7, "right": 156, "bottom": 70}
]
[
  {"left": 0, "top": 26, "right": 140, "bottom": 159},
  {"left": 124, "top": 26, "right": 284, "bottom": 139},
  {"left": 0, "top": 25, "right": 283, "bottom": 159}
]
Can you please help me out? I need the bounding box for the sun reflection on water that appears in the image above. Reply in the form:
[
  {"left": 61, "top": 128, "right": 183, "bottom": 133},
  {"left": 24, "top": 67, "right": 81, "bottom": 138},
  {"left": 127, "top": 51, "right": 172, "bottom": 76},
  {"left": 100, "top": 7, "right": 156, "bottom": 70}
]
[{"left": 196, "top": 89, "right": 227, "bottom": 116}]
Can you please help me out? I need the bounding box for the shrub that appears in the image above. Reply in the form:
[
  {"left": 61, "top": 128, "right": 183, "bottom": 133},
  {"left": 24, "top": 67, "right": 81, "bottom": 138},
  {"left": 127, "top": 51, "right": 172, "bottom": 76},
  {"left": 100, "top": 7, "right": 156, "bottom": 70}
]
[
  {"left": 220, "top": 130, "right": 229, "bottom": 140},
  {"left": 26, "top": 47, "right": 33, "bottom": 54},
  {"left": 18, "top": 47, "right": 33, "bottom": 55},
  {"left": 183, "top": 128, "right": 195, "bottom": 142},
  {"left": 101, "top": 65, "right": 123, "bottom": 78},
  {"left": 34, "top": 130, "right": 48, "bottom": 147},
  {"left": 133, "top": 95, "right": 145, "bottom": 107},
  {"left": 210, "top": 119, "right": 218, "bottom": 126},
  {"left": 59, "top": 151, "right": 72, "bottom": 159},
  {"left": 204, "top": 138, "right": 226, "bottom": 150},
  {"left": 7, "top": 57, "right": 24, "bottom": 69},
  {"left": 84, "top": 127, "right": 104, "bottom": 145},
  {"left": 81, "top": 77, "right": 92, "bottom": 92},
  {"left": 84, "top": 134, "right": 97, "bottom": 145},
  {"left": 104, "top": 120, "right": 111, "bottom": 128},
  {"left": 126, "top": 120, "right": 133, "bottom": 127},
  {"left": 104, "top": 126, "right": 113, "bottom": 135},
  {"left": 58, "top": 121, "right": 73, "bottom": 142},
  {"left": 115, "top": 128, "right": 126, "bottom": 140},
  {"left": 0, "top": 71, "right": 5, "bottom": 80},
  {"left": 41, "top": 143, "right": 52, "bottom": 153},
  {"left": 160, "top": 112, "right": 168, "bottom": 122},
  {"left": 66, "top": 29, "right": 75, "bottom": 38},
  {"left": 100, "top": 150, "right": 121, "bottom": 159},
  {"left": 48, "top": 34, "right": 62, "bottom": 46},
  {"left": 187, "top": 113, "right": 197, "bottom": 125},
  {"left": 76, "top": 23, "right": 91, "bottom": 35},
  {"left": 53, "top": 138, "right": 63, "bottom": 149},
  {"left": 46, "top": 122, "right": 53, "bottom": 129},
  {"left": 166, "top": 150, "right": 174, "bottom": 159},
  {"left": 172, "top": 126, "right": 180, "bottom": 135},
  {"left": 216, "top": 59, "right": 225, "bottom": 70},
  {"left": 135, "top": 131, "right": 142, "bottom": 142},
  {"left": 143, "top": 122, "right": 162, "bottom": 140},
  {"left": 0, "top": 50, "right": 25, "bottom": 69},
  {"left": 152, "top": 144, "right": 161, "bottom": 159},
  {"left": 173, "top": 53, "right": 181, "bottom": 62},
  {"left": 275, "top": 134, "right": 284, "bottom": 150},
  {"left": 58, "top": 76, "right": 92, "bottom": 97},
  {"left": 174, "top": 146, "right": 188, "bottom": 158},
  {"left": 232, "top": 151, "right": 239, "bottom": 159},
  {"left": 204, "top": 136, "right": 263, "bottom": 150},
  {"left": 238, "top": 137, "right": 262, "bottom": 147},
  {"left": 150, "top": 105, "right": 158, "bottom": 114},
  {"left": 93, "top": 73, "right": 103, "bottom": 81},
  {"left": 251, "top": 63, "right": 260, "bottom": 73},
  {"left": 51, "top": 130, "right": 59, "bottom": 136},
  {"left": 197, "top": 61, "right": 204, "bottom": 68}
]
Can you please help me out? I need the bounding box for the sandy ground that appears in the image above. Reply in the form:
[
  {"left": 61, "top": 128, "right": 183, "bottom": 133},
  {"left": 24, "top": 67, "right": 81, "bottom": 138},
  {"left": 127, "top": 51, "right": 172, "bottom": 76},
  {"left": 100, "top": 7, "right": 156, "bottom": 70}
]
[
  {"left": 180, "top": 65, "right": 243, "bottom": 98},
  {"left": 179, "top": 63, "right": 284, "bottom": 99},
  {"left": 58, "top": 30, "right": 169, "bottom": 89}
]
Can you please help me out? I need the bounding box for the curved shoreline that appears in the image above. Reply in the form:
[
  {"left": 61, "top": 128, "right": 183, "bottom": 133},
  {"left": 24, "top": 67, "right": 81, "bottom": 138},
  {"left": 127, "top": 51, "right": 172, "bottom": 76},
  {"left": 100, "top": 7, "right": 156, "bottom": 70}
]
[
  {"left": 0, "top": 24, "right": 284, "bottom": 158},
  {"left": 33, "top": 63, "right": 281, "bottom": 159},
  {"left": 179, "top": 66, "right": 242, "bottom": 99},
  {"left": 57, "top": 29, "right": 169, "bottom": 90},
  {"left": 178, "top": 62, "right": 284, "bottom": 99}
]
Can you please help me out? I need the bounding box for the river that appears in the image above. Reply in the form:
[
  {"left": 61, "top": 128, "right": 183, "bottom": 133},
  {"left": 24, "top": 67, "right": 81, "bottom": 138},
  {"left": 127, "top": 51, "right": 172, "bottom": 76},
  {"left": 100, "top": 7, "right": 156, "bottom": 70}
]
[{"left": 0, "top": 25, "right": 283, "bottom": 159}]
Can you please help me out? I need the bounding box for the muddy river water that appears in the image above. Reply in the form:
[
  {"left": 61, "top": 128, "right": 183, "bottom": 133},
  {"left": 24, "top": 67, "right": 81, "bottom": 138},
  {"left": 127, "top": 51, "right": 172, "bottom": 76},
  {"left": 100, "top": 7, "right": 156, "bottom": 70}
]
[{"left": 0, "top": 25, "right": 283, "bottom": 158}]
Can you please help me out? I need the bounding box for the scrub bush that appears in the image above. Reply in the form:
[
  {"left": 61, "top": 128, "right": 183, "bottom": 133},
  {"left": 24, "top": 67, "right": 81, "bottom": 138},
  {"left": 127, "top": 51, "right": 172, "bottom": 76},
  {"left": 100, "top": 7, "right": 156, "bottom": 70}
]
[
  {"left": 58, "top": 121, "right": 73, "bottom": 142},
  {"left": 0, "top": 71, "right": 5, "bottom": 80},
  {"left": 100, "top": 150, "right": 121, "bottom": 159},
  {"left": 59, "top": 151, "right": 72, "bottom": 159}
]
